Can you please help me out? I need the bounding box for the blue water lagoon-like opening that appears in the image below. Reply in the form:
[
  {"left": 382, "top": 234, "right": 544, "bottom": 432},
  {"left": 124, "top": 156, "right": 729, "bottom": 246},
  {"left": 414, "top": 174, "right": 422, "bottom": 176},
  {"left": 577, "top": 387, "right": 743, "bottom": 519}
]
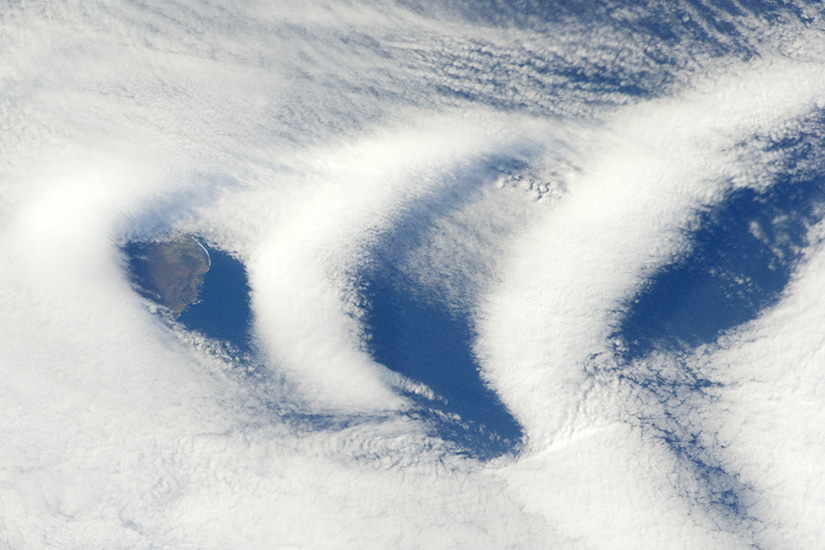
[
  {"left": 362, "top": 274, "right": 523, "bottom": 460},
  {"left": 362, "top": 275, "right": 523, "bottom": 460},
  {"left": 177, "top": 244, "right": 254, "bottom": 354},
  {"left": 615, "top": 177, "right": 825, "bottom": 362},
  {"left": 123, "top": 238, "right": 254, "bottom": 354},
  {"left": 355, "top": 167, "right": 525, "bottom": 460},
  {"left": 603, "top": 116, "right": 825, "bottom": 528}
]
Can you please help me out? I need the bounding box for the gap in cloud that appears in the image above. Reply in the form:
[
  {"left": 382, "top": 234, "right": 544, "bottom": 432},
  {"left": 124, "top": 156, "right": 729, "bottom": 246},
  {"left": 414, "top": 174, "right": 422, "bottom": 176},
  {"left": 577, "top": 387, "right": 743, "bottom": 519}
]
[
  {"left": 358, "top": 157, "right": 526, "bottom": 460},
  {"left": 362, "top": 275, "right": 523, "bottom": 460},
  {"left": 396, "top": 0, "right": 785, "bottom": 65},
  {"left": 604, "top": 117, "right": 825, "bottom": 532},
  {"left": 600, "top": 350, "right": 760, "bottom": 531},
  {"left": 124, "top": 237, "right": 255, "bottom": 356},
  {"left": 657, "top": 419, "right": 754, "bottom": 522},
  {"left": 614, "top": 175, "right": 825, "bottom": 362},
  {"left": 177, "top": 242, "right": 254, "bottom": 355}
]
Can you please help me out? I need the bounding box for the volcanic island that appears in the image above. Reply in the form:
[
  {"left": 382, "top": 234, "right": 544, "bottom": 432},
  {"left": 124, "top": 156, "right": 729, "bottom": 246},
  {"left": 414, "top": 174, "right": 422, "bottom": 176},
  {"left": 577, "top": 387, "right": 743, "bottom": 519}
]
[{"left": 126, "top": 237, "right": 211, "bottom": 318}]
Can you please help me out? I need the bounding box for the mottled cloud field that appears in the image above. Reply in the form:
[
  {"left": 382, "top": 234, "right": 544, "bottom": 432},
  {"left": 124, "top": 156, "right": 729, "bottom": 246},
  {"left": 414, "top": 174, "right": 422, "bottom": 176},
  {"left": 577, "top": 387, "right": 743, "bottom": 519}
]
[{"left": 2, "top": 1, "right": 825, "bottom": 548}]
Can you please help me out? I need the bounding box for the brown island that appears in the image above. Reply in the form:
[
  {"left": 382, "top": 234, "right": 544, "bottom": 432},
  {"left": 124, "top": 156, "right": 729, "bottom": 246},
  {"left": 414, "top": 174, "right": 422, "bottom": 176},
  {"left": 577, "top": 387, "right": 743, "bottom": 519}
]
[{"left": 125, "top": 237, "right": 211, "bottom": 318}]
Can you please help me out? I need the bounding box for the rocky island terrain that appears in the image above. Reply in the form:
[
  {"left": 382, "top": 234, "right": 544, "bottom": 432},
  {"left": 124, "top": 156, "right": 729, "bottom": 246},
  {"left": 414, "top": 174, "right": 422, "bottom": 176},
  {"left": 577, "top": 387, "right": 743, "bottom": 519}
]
[{"left": 124, "top": 237, "right": 211, "bottom": 318}]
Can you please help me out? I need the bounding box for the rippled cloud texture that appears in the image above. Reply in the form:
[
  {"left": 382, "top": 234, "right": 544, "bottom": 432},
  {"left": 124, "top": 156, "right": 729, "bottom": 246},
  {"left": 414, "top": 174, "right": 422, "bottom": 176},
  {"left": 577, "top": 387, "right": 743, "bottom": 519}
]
[{"left": 3, "top": 1, "right": 825, "bottom": 548}]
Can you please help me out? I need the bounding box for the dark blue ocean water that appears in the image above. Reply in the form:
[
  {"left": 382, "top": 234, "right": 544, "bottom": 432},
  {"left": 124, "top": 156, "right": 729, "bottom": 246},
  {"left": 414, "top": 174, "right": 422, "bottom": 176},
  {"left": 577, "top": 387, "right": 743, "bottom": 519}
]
[
  {"left": 615, "top": 176, "right": 825, "bottom": 361},
  {"left": 355, "top": 163, "right": 526, "bottom": 460},
  {"left": 608, "top": 130, "right": 825, "bottom": 521},
  {"left": 177, "top": 244, "right": 253, "bottom": 353},
  {"left": 362, "top": 275, "right": 523, "bottom": 459}
]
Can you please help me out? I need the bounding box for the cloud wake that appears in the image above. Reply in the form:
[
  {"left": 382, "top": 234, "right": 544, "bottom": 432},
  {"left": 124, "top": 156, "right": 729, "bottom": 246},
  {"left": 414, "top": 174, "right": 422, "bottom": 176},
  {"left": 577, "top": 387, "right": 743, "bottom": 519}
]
[{"left": 2, "top": 1, "right": 825, "bottom": 548}]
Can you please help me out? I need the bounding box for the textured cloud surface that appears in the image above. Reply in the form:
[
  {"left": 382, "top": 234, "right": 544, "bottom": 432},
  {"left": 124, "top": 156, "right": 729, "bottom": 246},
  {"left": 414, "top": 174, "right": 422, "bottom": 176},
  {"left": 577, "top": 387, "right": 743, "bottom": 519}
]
[{"left": 2, "top": 1, "right": 825, "bottom": 548}]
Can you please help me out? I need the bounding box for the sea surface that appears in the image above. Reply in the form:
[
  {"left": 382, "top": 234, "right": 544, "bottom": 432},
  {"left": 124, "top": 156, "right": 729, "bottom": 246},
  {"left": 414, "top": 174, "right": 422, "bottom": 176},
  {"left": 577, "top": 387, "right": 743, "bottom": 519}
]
[{"left": 177, "top": 244, "right": 254, "bottom": 354}]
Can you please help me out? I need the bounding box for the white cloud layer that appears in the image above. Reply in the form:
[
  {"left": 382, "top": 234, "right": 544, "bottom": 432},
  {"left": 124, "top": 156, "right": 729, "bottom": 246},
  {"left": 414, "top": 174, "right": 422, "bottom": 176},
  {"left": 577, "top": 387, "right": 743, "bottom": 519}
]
[{"left": 2, "top": 1, "right": 825, "bottom": 548}]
